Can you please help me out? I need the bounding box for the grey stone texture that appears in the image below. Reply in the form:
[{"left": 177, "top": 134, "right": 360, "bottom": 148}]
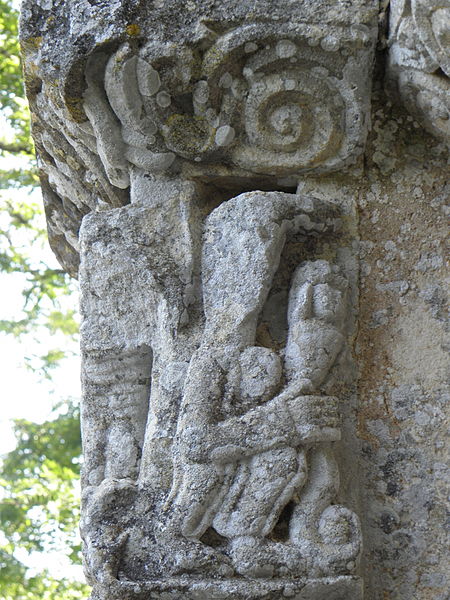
[
  {"left": 387, "top": 0, "right": 450, "bottom": 143},
  {"left": 20, "top": 0, "right": 378, "bottom": 276},
  {"left": 20, "top": 1, "right": 449, "bottom": 599}
]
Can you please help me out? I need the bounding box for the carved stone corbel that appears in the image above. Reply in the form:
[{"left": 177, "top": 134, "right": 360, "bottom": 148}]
[{"left": 20, "top": 1, "right": 380, "bottom": 598}]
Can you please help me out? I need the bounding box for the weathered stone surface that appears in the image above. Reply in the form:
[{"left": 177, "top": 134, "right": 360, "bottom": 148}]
[
  {"left": 20, "top": 1, "right": 449, "bottom": 599},
  {"left": 78, "top": 188, "right": 361, "bottom": 593},
  {"left": 387, "top": 0, "right": 450, "bottom": 143},
  {"left": 20, "top": 0, "right": 378, "bottom": 275},
  {"left": 355, "top": 96, "right": 449, "bottom": 600},
  {"left": 89, "top": 575, "right": 363, "bottom": 600}
]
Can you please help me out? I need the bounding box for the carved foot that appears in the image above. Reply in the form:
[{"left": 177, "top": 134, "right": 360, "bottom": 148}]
[
  {"left": 294, "top": 505, "right": 362, "bottom": 577},
  {"left": 230, "top": 536, "right": 306, "bottom": 578},
  {"left": 81, "top": 478, "right": 137, "bottom": 585},
  {"left": 315, "top": 505, "right": 362, "bottom": 575},
  {"left": 166, "top": 538, "right": 234, "bottom": 577}
]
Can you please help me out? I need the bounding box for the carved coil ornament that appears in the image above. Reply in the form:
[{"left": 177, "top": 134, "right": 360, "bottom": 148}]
[
  {"left": 18, "top": 13, "right": 377, "bottom": 277},
  {"left": 388, "top": 0, "right": 450, "bottom": 143},
  {"left": 85, "top": 24, "right": 374, "bottom": 181}
]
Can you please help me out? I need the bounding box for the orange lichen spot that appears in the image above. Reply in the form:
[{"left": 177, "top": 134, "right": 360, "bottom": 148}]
[{"left": 126, "top": 24, "right": 141, "bottom": 37}]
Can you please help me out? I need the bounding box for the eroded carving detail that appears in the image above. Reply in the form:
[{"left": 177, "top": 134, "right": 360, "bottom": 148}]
[
  {"left": 388, "top": 0, "right": 450, "bottom": 142},
  {"left": 19, "top": 5, "right": 377, "bottom": 276},
  {"left": 19, "top": 2, "right": 377, "bottom": 598},
  {"left": 87, "top": 24, "right": 374, "bottom": 180},
  {"left": 78, "top": 188, "right": 362, "bottom": 598}
]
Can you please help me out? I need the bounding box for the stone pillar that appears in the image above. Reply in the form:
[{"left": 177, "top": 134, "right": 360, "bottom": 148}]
[{"left": 20, "top": 1, "right": 448, "bottom": 599}]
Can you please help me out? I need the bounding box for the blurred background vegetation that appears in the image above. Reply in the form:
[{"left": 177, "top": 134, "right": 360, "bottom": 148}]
[{"left": 0, "top": 1, "right": 90, "bottom": 597}]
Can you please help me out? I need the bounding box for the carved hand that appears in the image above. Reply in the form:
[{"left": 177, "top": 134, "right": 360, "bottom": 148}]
[
  {"left": 183, "top": 394, "right": 340, "bottom": 465},
  {"left": 286, "top": 395, "right": 341, "bottom": 443}
]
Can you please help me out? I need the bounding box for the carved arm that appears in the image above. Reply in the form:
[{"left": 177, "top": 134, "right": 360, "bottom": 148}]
[{"left": 183, "top": 393, "right": 340, "bottom": 465}]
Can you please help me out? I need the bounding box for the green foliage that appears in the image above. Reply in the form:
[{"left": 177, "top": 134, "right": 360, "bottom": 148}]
[
  {"left": 0, "top": 197, "right": 79, "bottom": 375},
  {"left": 0, "top": 0, "right": 78, "bottom": 369},
  {"left": 0, "top": 2, "right": 89, "bottom": 598},
  {"left": 0, "top": 571, "right": 89, "bottom": 600},
  {"left": 1, "top": 402, "right": 81, "bottom": 551},
  {"left": 0, "top": 0, "right": 33, "bottom": 155},
  {"left": 0, "top": 167, "right": 39, "bottom": 189},
  {"left": 0, "top": 401, "right": 90, "bottom": 599}
]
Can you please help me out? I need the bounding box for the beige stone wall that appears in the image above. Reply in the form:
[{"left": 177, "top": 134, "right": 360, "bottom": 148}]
[
  {"left": 357, "top": 94, "right": 448, "bottom": 600},
  {"left": 296, "top": 86, "right": 448, "bottom": 599}
]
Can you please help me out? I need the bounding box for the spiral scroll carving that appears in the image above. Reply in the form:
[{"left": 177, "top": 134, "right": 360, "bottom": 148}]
[
  {"left": 89, "top": 23, "right": 374, "bottom": 180},
  {"left": 203, "top": 30, "right": 356, "bottom": 174},
  {"left": 388, "top": 0, "right": 450, "bottom": 143}
]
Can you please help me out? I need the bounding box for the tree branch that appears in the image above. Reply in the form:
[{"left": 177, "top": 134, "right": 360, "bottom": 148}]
[{"left": 0, "top": 140, "right": 32, "bottom": 154}]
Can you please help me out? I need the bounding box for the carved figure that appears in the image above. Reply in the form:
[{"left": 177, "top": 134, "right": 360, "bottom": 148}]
[
  {"left": 165, "top": 194, "right": 336, "bottom": 572},
  {"left": 19, "top": 1, "right": 376, "bottom": 597},
  {"left": 286, "top": 262, "right": 361, "bottom": 577},
  {"left": 168, "top": 237, "right": 360, "bottom": 578}
]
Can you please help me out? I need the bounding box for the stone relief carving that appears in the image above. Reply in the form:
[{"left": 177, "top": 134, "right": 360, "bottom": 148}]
[
  {"left": 84, "top": 23, "right": 374, "bottom": 182},
  {"left": 78, "top": 188, "right": 362, "bottom": 598},
  {"left": 19, "top": 1, "right": 382, "bottom": 598},
  {"left": 387, "top": 0, "right": 450, "bottom": 143},
  {"left": 19, "top": 2, "right": 377, "bottom": 277}
]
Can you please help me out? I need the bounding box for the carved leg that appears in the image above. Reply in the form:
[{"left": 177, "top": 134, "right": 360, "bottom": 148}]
[
  {"left": 289, "top": 445, "right": 362, "bottom": 576},
  {"left": 213, "top": 448, "right": 308, "bottom": 577},
  {"left": 160, "top": 461, "right": 234, "bottom": 575}
]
